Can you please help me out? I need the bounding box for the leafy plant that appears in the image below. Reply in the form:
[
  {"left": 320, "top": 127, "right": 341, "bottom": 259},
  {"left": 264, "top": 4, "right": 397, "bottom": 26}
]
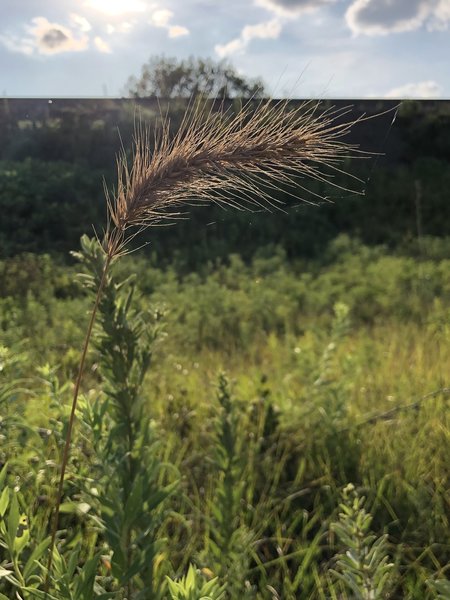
[
  {"left": 426, "top": 578, "right": 450, "bottom": 600},
  {"left": 77, "top": 236, "right": 178, "bottom": 598},
  {"left": 204, "top": 374, "right": 254, "bottom": 596},
  {"left": 166, "top": 565, "right": 226, "bottom": 600},
  {"left": 330, "top": 484, "right": 394, "bottom": 599}
]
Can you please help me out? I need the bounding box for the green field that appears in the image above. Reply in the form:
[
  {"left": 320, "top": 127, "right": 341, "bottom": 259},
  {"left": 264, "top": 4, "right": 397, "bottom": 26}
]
[
  {"left": 0, "top": 99, "right": 449, "bottom": 599},
  {"left": 1, "top": 233, "right": 449, "bottom": 598}
]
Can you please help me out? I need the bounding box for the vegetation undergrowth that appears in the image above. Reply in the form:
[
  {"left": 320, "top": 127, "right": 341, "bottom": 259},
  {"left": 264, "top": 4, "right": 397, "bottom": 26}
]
[
  {"left": 0, "top": 95, "right": 449, "bottom": 598},
  {"left": 1, "top": 233, "right": 449, "bottom": 598}
]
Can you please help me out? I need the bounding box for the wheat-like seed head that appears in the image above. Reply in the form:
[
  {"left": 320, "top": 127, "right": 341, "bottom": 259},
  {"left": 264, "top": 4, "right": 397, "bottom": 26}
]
[{"left": 104, "top": 99, "right": 367, "bottom": 258}]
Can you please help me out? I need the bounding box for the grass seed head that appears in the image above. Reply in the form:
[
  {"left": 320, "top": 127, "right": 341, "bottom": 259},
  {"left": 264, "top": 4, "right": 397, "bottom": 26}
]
[{"left": 105, "top": 99, "right": 365, "bottom": 258}]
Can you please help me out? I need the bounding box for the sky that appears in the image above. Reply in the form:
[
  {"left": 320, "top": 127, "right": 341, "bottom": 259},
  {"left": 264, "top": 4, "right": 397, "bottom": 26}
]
[{"left": 0, "top": 0, "right": 449, "bottom": 98}]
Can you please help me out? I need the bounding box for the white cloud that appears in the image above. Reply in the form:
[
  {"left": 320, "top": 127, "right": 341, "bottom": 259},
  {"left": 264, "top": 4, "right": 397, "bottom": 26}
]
[
  {"left": 168, "top": 25, "right": 189, "bottom": 38},
  {"left": 215, "top": 37, "right": 243, "bottom": 57},
  {"left": 384, "top": 80, "right": 442, "bottom": 98},
  {"left": 0, "top": 34, "right": 34, "bottom": 56},
  {"left": 94, "top": 36, "right": 112, "bottom": 53},
  {"left": 151, "top": 9, "right": 172, "bottom": 27},
  {"left": 30, "top": 17, "right": 89, "bottom": 55},
  {"left": 70, "top": 14, "right": 92, "bottom": 33},
  {"left": 1, "top": 17, "right": 90, "bottom": 56},
  {"left": 106, "top": 21, "right": 133, "bottom": 34},
  {"left": 346, "top": 0, "right": 450, "bottom": 36},
  {"left": 428, "top": 0, "right": 450, "bottom": 30},
  {"left": 149, "top": 8, "right": 190, "bottom": 38},
  {"left": 215, "top": 19, "right": 282, "bottom": 57},
  {"left": 256, "top": 0, "right": 336, "bottom": 18}
]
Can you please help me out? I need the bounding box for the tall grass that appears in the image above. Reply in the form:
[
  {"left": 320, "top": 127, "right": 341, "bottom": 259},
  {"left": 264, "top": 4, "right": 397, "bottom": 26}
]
[
  {"left": 0, "top": 236, "right": 449, "bottom": 598},
  {"left": 2, "top": 99, "right": 449, "bottom": 598},
  {"left": 46, "top": 98, "right": 364, "bottom": 580}
]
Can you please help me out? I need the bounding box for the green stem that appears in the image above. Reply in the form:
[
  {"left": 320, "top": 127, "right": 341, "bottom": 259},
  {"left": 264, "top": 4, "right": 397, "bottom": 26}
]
[
  {"left": 13, "top": 556, "right": 26, "bottom": 588},
  {"left": 44, "top": 254, "right": 112, "bottom": 594}
]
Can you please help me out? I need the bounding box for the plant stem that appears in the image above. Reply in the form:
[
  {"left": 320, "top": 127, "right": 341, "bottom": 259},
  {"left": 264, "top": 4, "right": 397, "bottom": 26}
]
[
  {"left": 44, "top": 254, "right": 112, "bottom": 594},
  {"left": 13, "top": 557, "right": 25, "bottom": 588}
]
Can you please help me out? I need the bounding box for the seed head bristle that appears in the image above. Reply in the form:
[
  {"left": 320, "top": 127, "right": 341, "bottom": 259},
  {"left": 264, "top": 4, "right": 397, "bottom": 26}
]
[{"left": 105, "top": 99, "right": 366, "bottom": 258}]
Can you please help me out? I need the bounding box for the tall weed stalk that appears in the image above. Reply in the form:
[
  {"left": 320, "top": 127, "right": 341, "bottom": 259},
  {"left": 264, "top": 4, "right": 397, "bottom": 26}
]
[
  {"left": 206, "top": 374, "right": 254, "bottom": 596},
  {"left": 330, "top": 484, "right": 394, "bottom": 599},
  {"left": 77, "top": 236, "right": 178, "bottom": 598}
]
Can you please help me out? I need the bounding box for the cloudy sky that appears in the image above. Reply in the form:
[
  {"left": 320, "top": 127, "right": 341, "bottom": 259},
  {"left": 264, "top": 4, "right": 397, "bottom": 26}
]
[{"left": 1, "top": 0, "right": 449, "bottom": 98}]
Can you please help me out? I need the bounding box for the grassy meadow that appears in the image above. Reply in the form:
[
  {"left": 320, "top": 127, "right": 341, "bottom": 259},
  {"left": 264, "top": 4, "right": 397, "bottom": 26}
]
[
  {"left": 0, "top": 99, "right": 449, "bottom": 599},
  {"left": 1, "top": 234, "right": 449, "bottom": 598}
]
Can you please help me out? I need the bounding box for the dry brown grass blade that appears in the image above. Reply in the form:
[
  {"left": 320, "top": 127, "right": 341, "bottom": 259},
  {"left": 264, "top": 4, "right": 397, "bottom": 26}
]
[{"left": 104, "top": 99, "right": 367, "bottom": 258}]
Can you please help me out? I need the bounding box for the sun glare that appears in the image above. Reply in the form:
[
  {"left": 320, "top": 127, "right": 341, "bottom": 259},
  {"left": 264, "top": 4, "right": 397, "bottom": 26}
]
[{"left": 84, "top": 0, "right": 147, "bottom": 16}]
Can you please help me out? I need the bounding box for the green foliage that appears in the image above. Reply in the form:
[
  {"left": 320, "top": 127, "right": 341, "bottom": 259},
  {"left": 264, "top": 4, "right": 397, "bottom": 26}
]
[
  {"left": 0, "top": 235, "right": 449, "bottom": 598},
  {"left": 0, "top": 159, "right": 104, "bottom": 257},
  {"left": 45, "top": 547, "right": 113, "bottom": 600},
  {"left": 426, "top": 579, "right": 450, "bottom": 600},
  {"left": 330, "top": 484, "right": 394, "bottom": 599},
  {"left": 205, "top": 374, "right": 254, "bottom": 596},
  {"left": 166, "top": 565, "right": 225, "bottom": 600},
  {"left": 0, "top": 466, "right": 109, "bottom": 600},
  {"left": 2, "top": 100, "right": 450, "bottom": 266},
  {"left": 1, "top": 97, "right": 450, "bottom": 598},
  {"left": 77, "top": 236, "right": 178, "bottom": 598}
]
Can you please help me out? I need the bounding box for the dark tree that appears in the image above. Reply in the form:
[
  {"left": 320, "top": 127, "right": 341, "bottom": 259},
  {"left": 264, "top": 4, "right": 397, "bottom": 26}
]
[{"left": 124, "top": 55, "right": 266, "bottom": 99}]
